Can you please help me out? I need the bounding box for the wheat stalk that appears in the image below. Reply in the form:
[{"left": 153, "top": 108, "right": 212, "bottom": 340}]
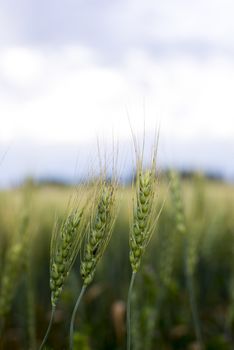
[
  {"left": 69, "top": 178, "right": 118, "bottom": 350},
  {"left": 127, "top": 133, "right": 162, "bottom": 350},
  {"left": 157, "top": 171, "right": 186, "bottom": 289},
  {"left": 170, "top": 170, "right": 204, "bottom": 349},
  {"left": 39, "top": 191, "right": 88, "bottom": 350}
]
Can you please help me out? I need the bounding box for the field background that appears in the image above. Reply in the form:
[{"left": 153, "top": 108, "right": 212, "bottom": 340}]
[{"left": 0, "top": 176, "right": 234, "bottom": 349}]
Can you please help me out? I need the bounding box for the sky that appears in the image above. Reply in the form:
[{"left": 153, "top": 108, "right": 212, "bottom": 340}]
[{"left": 0, "top": 0, "right": 234, "bottom": 186}]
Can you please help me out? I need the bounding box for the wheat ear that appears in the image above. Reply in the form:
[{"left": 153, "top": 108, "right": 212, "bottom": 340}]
[
  {"left": 39, "top": 195, "right": 87, "bottom": 350},
  {"left": 127, "top": 140, "right": 161, "bottom": 350},
  {"left": 170, "top": 170, "right": 204, "bottom": 349},
  {"left": 69, "top": 178, "right": 117, "bottom": 350}
]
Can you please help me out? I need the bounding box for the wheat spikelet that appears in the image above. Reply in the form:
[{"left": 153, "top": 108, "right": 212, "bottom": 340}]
[
  {"left": 80, "top": 179, "right": 117, "bottom": 286},
  {"left": 169, "top": 171, "right": 204, "bottom": 349},
  {"left": 50, "top": 204, "right": 87, "bottom": 307},
  {"left": 169, "top": 171, "right": 186, "bottom": 235},
  {"left": 187, "top": 174, "right": 206, "bottom": 277},
  {"left": 157, "top": 171, "right": 186, "bottom": 289},
  {"left": 69, "top": 164, "right": 118, "bottom": 350},
  {"left": 158, "top": 225, "right": 176, "bottom": 290},
  {"left": 170, "top": 171, "right": 205, "bottom": 277},
  {"left": 127, "top": 126, "right": 161, "bottom": 350},
  {"left": 129, "top": 157, "right": 159, "bottom": 273},
  {"left": 39, "top": 189, "right": 90, "bottom": 350}
]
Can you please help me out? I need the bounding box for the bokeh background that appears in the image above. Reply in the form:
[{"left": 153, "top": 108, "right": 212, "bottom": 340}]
[{"left": 1, "top": 0, "right": 234, "bottom": 186}]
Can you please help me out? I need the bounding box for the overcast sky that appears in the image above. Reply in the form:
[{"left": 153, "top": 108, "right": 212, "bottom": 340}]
[{"left": 0, "top": 0, "right": 234, "bottom": 186}]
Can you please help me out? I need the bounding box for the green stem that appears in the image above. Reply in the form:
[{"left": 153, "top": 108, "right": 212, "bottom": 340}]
[
  {"left": 144, "top": 287, "right": 164, "bottom": 350},
  {"left": 127, "top": 271, "right": 136, "bottom": 350},
  {"left": 69, "top": 284, "right": 87, "bottom": 350},
  {"left": 27, "top": 257, "right": 36, "bottom": 349},
  {"left": 39, "top": 306, "right": 55, "bottom": 350},
  {"left": 27, "top": 283, "right": 36, "bottom": 350},
  {"left": 187, "top": 272, "right": 204, "bottom": 349}
]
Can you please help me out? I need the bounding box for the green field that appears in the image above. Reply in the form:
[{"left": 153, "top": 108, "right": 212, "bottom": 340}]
[{"left": 0, "top": 176, "right": 234, "bottom": 349}]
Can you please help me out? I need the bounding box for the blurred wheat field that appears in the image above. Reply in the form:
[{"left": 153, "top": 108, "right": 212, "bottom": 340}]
[{"left": 0, "top": 176, "right": 234, "bottom": 349}]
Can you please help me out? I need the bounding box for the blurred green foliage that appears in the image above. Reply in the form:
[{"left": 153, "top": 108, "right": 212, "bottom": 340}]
[{"left": 0, "top": 177, "right": 234, "bottom": 349}]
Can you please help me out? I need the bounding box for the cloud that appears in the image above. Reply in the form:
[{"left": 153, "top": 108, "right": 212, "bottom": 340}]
[
  {"left": 0, "top": 45, "right": 130, "bottom": 142},
  {"left": 0, "top": 47, "right": 45, "bottom": 87},
  {"left": 0, "top": 45, "right": 234, "bottom": 144},
  {"left": 1, "top": 0, "right": 234, "bottom": 184},
  {"left": 1, "top": 0, "right": 234, "bottom": 59}
]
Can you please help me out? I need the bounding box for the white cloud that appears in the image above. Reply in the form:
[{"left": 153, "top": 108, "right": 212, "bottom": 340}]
[
  {"left": 1, "top": 0, "right": 234, "bottom": 57},
  {"left": 105, "top": 0, "right": 234, "bottom": 50},
  {"left": 1, "top": 2, "right": 234, "bottom": 185},
  {"left": 0, "top": 47, "right": 45, "bottom": 87},
  {"left": 0, "top": 46, "right": 131, "bottom": 142},
  {"left": 0, "top": 45, "right": 234, "bottom": 148}
]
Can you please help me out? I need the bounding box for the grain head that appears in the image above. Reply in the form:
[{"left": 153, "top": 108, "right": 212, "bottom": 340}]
[{"left": 80, "top": 178, "right": 118, "bottom": 286}]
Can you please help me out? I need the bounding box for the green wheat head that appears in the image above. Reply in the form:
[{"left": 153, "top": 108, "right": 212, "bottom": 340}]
[
  {"left": 80, "top": 178, "right": 118, "bottom": 286},
  {"left": 169, "top": 171, "right": 186, "bottom": 235},
  {"left": 50, "top": 201, "right": 88, "bottom": 307},
  {"left": 129, "top": 151, "right": 159, "bottom": 273}
]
